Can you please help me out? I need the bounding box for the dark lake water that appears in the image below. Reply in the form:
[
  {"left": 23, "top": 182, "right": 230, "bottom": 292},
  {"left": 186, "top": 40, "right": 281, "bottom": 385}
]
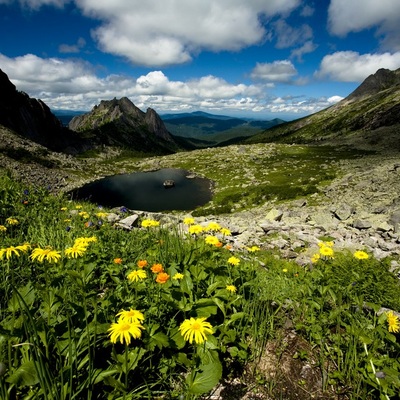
[{"left": 70, "top": 168, "right": 213, "bottom": 212}]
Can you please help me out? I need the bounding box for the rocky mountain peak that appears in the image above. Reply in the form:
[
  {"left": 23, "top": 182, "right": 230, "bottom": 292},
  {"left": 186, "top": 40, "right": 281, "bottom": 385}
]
[
  {"left": 347, "top": 67, "right": 400, "bottom": 100},
  {"left": 145, "top": 107, "right": 173, "bottom": 142}
]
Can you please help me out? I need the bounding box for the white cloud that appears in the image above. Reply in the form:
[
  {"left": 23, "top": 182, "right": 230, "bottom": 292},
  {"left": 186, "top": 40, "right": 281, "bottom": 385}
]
[
  {"left": 13, "top": 0, "right": 69, "bottom": 9},
  {"left": 272, "top": 19, "right": 313, "bottom": 49},
  {"left": 328, "top": 0, "right": 400, "bottom": 51},
  {"left": 290, "top": 40, "right": 317, "bottom": 62},
  {"left": 59, "top": 37, "right": 86, "bottom": 54},
  {"left": 315, "top": 51, "right": 400, "bottom": 82},
  {"left": 74, "top": 0, "right": 300, "bottom": 66},
  {"left": 250, "top": 60, "right": 297, "bottom": 82}
]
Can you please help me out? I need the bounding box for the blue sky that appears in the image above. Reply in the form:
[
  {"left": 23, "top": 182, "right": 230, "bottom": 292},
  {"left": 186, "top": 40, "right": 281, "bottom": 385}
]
[{"left": 1, "top": 0, "right": 400, "bottom": 121}]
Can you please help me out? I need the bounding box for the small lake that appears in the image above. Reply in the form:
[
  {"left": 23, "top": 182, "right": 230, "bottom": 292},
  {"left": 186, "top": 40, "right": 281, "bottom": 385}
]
[{"left": 70, "top": 168, "right": 213, "bottom": 212}]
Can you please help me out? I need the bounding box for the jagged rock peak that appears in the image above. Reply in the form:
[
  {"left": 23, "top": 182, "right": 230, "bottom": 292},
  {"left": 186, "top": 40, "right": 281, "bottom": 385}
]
[
  {"left": 145, "top": 107, "right": 173, "bottom": 142},
  {"left": 347, "top": 67, "right": 400, "bottom": 100}
]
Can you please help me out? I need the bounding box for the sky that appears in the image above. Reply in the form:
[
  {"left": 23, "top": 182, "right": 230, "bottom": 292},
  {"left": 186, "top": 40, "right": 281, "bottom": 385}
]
[{"left": 1, "top": 0, "right": 400, "bottom": 121}]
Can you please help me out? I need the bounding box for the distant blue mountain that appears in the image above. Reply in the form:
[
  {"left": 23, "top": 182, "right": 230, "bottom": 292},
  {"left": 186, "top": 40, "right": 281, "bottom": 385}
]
[
  {"left": 161, "top": 111, "right": 285, "bottom": 145},
  {"left": 52, "top": 109, "right": 86, "bottom": 126}
]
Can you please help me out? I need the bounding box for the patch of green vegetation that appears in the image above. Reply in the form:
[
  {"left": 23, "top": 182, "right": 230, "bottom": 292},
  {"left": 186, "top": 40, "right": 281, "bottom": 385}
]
[
  {"left": 0, "top": 147, "right": 59, "bottom": 168},
  {"left": 0, "top": 176, "right": 399, "bottom": 399}
]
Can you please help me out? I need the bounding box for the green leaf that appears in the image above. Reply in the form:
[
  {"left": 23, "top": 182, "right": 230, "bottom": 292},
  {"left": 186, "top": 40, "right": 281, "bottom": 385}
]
[
  {"left": 147, "top": 331, "right": 170, "bottom": 350},
  {"left": 7, "top": 360, "right": 39, "bottom": 386},
  {"left": 187, "top": 360, "right": 222, "bottom": 395},
  {"left": 194, "top": 298, "right": 218, "bottom": 317}
]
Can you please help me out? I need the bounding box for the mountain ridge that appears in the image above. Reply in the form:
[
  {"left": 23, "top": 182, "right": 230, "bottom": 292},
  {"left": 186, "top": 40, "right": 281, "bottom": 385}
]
[{"left": 244, "top": 67, "right": 400, "bottom": 151}]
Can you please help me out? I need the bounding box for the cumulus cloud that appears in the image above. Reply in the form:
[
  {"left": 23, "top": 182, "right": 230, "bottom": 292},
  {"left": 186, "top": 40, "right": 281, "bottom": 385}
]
[
  {"left": 9, "top": 0, "right": 69, "bottom": 9},
  {"left": 328, "top": 0, "right": 400, "bottom": 51},
  {"left": 290, "top": 40, "right": 317, "bottom": 62},
  {"left": 315, "top": 51, "right": 400, "bottom": 82},
  {"left": 250, "top": 60, "right": 297, "bottom": 83},
  {"left": 272, "top": 19, "right": 313, "bottom": 49},
  {"left": 0, "top": 53, "right": 335, "bottom": 118},
  {"left": 73, "top": 0, "right": 300, "bottom": 66}
]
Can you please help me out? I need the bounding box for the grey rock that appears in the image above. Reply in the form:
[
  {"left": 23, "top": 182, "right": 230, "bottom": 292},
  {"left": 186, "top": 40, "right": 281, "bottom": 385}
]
[
  {"left": 353, "top": 219, "right": 372, "bottom": 229},
  {"left": 116, "top": 214, "right": 139, "bottom": 230}
]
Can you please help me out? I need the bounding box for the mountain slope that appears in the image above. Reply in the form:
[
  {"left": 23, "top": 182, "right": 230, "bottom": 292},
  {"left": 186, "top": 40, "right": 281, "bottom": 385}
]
[
  {"left": 245, "top": 68, "right": 400, "bottom": 151},
  {"left": 69, "top": 97, "right": 181, "bottom": 154},
  {"left": 0, "top": 69, "right": 88, "bottom": 154}
]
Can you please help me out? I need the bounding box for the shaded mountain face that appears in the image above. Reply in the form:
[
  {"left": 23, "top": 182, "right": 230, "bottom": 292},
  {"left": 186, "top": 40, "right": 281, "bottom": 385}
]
[
  {"left": 245, "top": 67, "right": 400, "bottom": 152},
  {"left": 0, "top": 69, "right": 86, "bottom": 154},
  {"left": 69, "top": 97, "right": 179, "bottom": 154}
]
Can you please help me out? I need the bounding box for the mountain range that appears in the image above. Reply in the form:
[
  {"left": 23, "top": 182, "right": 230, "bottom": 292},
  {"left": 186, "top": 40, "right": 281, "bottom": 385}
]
[{"left": 0, "top": 66, "right": 400, "bottom": 169}]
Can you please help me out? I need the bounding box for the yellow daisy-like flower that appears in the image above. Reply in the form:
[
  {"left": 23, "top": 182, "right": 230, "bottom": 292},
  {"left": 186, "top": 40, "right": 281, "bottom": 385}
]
[
  {"left": 65, "top": 244, "right": 87, "bottom": 258},
  {"left": 226, "top": 285, "right": 237, "bottom": 293},
  {"left": 108, "top": 320, "right": 144, "bottom": 345},
  {"left": 220, "top": 227, "right": 231, "bottom": 236},
  {"left": 319, "top": 246, "right": 334, "bottom": 258},
  {"left": 173, "top": 272, "right": 184, "bottom": 280},
  {"left": 183, "top": 217, "right": 195, "bottom": 225},
  {"left": 205, "top": 235, "right": 220, "bottom": 245},
  {"left": 137, "top": 259, "right": 148, "bottom": 268},
  {"left": 141, "top": 219, "right": 160, "bottom": 227},
  {"left": 205, "top": 222, "right": 221, "bottom": 232},
  {"left": 386, "top": 311, "right": 400, "bottom": 333},
  {"left": 282, "top": 268, "right": 288, "bottom": 273},
  {"left": 354, "top": 250, "right": 369, "bottom": 260},
  {"left": 76, "top": 236, "right": 97, "bottom": 246},
  {"left": 117, "top": 309, "right": 145, "bottom": 323},
  {"left": 311, "top": 253, "right": 320, "bottom": 263},
  {"left": 188, "top": 224, "right": 203, "bottom": 235},
  {"left": 156, "top": 272, "right": 170, "bottom": 284},
  {"left": 318, "top": 241, "right": 334, "bottom": 247},
  {"left": 16, "top": 243, "right": 31, "bottom": 252},
  {"left": 127, "top": 269, "right": 147, "bottom": 282},
  {"left": 0, "top": 246, "right": 21, "bottom": 260},
  {"left": 247, "top": 245, "right": 260, "bottom": 252},
  {"left": 179, "top": 317, "right": 213, "bottom": 344},
  {"left": 78, "top": 211, "right": 89, "bottom": 219},
  {"left": 6, "top": 217, "right": 19, "bottom": 225},
  {"left": 60, "top": 207, "right": 68, "bottom": 211},
  {"left": 0, "top": 225, "right": 7, "bottom": 232},
  {"left": 30, "top": 247, "right": 61, "bottom": 263},
  {"left": 75, "top": 205, "right": 83, "bottom": 209},
  {"left": 227, "top": 256, "right": 240, "bottom": 266}
]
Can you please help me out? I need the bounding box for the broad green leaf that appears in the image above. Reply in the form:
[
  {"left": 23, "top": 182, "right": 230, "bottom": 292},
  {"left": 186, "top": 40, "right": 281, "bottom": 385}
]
[
  {"left": 187, "top": 360, "right": 222, "bottom": 395},
  {"left": 7, "top": 360, "right": 39, "bottom": 386}
]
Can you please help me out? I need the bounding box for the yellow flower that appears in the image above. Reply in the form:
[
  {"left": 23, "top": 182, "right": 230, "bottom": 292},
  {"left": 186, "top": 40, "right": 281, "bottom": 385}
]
[
  {"left": 78, "top": 211, "right": 89, "bottom": 219},
  {"left": 179, "top": 317, "right": 213, "bottom": 344},
  {"left": 227, "top": 256, "right": 240, "bottom": 266},
  {"left": 386, "top": 311, "right": 400, "bottom": 333},
  {"left": 75, "top": 205, "right": 83, "bottom": 209},
  {"left": 0, "top": 246, "right": 21, "bottom": 260},
  {"left": 188, "top": 224, "right": 203, "bottom": 235},
  {"left": 226, "top": 285, "right": 237, "bottom": 293},
  {"left": 0, "top": 225, "right": 7, "bottom": 232},
  {"left": 141, "top": 219, "right": 160, "bottom": 227},
  {"left": 108, "top": 320, "right": 144, "bottom": 345},
  {"left": 96, "top": 212, "right": 108, "bottom": 219},
  {"left": 6, "top": 217, "right": 19, "bottom": 225},
  {"left": 156, "top": 272, "right": 170, "bottom": 284},
  {"left": 173, "top": 273, "right": 184, "bottom": 280},
  {"left": 137, "top": 259, "right": 148, "bottom": 268},
  {"left": 60, "top": 207, "right": 68, "bottom": 211},
  {"left": 205, "top": 222, "right": 221, "bottom": 232},
  {"left": 354, "top": 250, "right": 369, "bottom": 260},
  {"left": 127, "top": 269, "right": 147, "bottom": 282},
  {"left": 282, "top": 268, "right": 288, "bottom": 273},
  {"left": 65, "top": 245, "right": 87, "bottom": 258},
  {"left": 319, "top": 246, "right": 334, "bottom": 258},
  {"left": 220, "top": 227, "right": 231, "bottom": 236},
  {"left": 16, "top": 243, "right": 30, "bottom": 252},
  {"left": 311, "top": 253, "right": 320, "bottom": 263},
  {"left": 75, "top": 236, "right": 97, "bottom": 246},
  {"left": 151, "top": 263, "right": 164, "bottom": 273},
  {"left": 205, "top": 235, "right": 220, "bottom": 245},
  {"left": 183, "top": 217, "right": 195, "bottom": 225},
  {"left": 30, "top": 247, "right": 61, "bottom": 263},
  {"left": 117, "top": 309, "right": 144, "bottom": 323},
  {"left": 247, "top": 245, "right": 260, "bottom": 252}
]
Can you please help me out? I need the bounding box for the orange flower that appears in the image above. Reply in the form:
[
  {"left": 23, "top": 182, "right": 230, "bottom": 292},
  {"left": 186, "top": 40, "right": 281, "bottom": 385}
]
[
  {"left": 114, "top": 258, "right": 123, "bottom": 264},
  {"left": 156, "top": 272, "right": 170, "bottom": 284},
  {"left": 137, "top": 259, "right": 148, "bottom": 268},
  {"left": 214, "top": 241, "right": 223, "bottom": 248},
  {"left": 151, "top": 263, "right": 164, "bottom": 273}
]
